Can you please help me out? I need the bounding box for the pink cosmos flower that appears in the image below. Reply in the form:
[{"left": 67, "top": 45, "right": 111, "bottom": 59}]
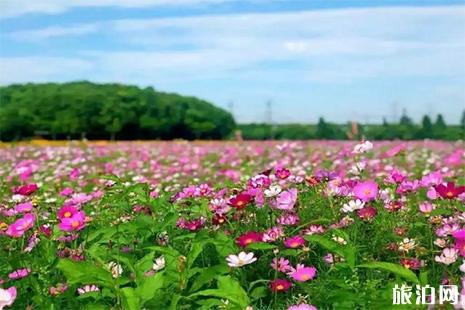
[
  {"left": 288, "top": 303, "right": 317, "bottom": 310},
  {"left": 58, "top": 211, "right": 86, "bottom": 231},
  {"left": 419, "top": 202, "right": 434, "bottom": 214},
  {"left": 8, "top": 268, "right": 31, "bottom": 280},
  {"left": 262, "top": 226, "right": 285, "bottom": 242},
  {"left": 276, "top": 213, "right": 300, "bottom": 226},
  {"left": 290, "top": 266, "right": 317, "bottom": 282},
  {"left": 271, "top": 257, "right": 292, "bottom": 273},
  {"left": 353, "top": 181, "right": 378, "bottom": 202},
  {"left": 275, "top": 189, "right": 298, "bottom": 210},
  {"left": 59, "top": 187, "right": 74, "bottom": 197},
  {"left": 14, "top": 202, "right": 33, "bottom": 214},
  {"left": 0, "top": 286, "right": 17, "bottom": 309},
  {"left": 284, "top": 235, "right": 305, "bottom": 248},
  {"left": 5, "top": 213, "right": 36, "bottom": 238},
  {"left": 57, "top": 205, "right": 79, "bottom": 220}
]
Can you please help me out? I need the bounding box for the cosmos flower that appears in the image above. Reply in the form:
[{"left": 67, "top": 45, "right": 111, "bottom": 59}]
[
  {"left": 14, "top": 202, "right": 33, "bottom": 214},
  {"left": 8, "top": 268, "right": 31, "bottom": 280},
  {"left": 400, "top": 258, "right": 422, "bottom": 270},
  {"left": 264, "top": 185, "right": 282, "bottom": 197},
  {"left": 356, "top": 207, "right": 377, "bottom": 220},
  {"left": 262, "top": 226, "right": 285, "bottom": 242},
  {"left": 275, "top": 168, "right": 291, "bottom": 180},
  {"left": 57, "top": 205, "right": 79, "bottom": 220},
  {"left": 283, "top": 235, "right": 305, "bottom": 248},
  {"left": 58, "top": 211, "right": 86, "bottom": 232},
  {"left": 397, "top": 238, "right": 417, "bottom": 253},
  {"left": 353, "top": 181, "right": 378, "bottom": 202},
  {"left": 229, "top": 193, "right": 253, "bottom": 210},
  {"left": 434, "top": 182, "right": 465, "bottom": 199},
  {"left": 275, "top": 189, "right": 298, "bottom": 210},
  {"left": 77, "top": 285, "right": 100, "bottom": 295},
  {"left": 0, "top": 287, "right": 17, "bottom": 309},
  {"left": 13, "top": 184, "right": 38, "bottom": 196},
  {"left": 289, "top": 266, "right": 317, "bottom": 282},
  {"left": 341, "top": 199, "right": 365, "bottom": 213},
  {"left": 288, "top": 304, "right": 317, "bottom": 310},
  {"left": 269, "top": 279, "right": 292, "bottom": 292},
  {"left": 435, "top": 248, "right": 458, "bottom": 265},
  {"left": 352, "top": 141, "right": 373, "bottom": 154},
  {"left": 5, "top": 213, "right": 36, "bottom": 238},
  {"left": 271, "top": 257, "right": 292, "bottom": 273},
  {"left": 152, "top": 256, "right": 165, "bottom": 271},
  {"left": 107, "top": 262, "right": 123, "bottom": 278},
  {"left": 226, "top": 252, "right": 257, "bottom": 268},
  {"left": 236, "top": 231, "right": 263, "bottom": 247},
  {"left": 276, "top": 213, "right": 300, "bottom": 226},
  {"left": 419, "top": 202, "right": 434, "bottom": 214}
]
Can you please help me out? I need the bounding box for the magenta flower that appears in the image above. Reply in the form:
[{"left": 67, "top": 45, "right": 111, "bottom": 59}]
[
  {"left": 5, "top": 213, "right": 36, "bottom": 238},
  {"left": 284, "top": 235, "right": 305, "bottom": 248},
  {"left": 12, "top": 183, "right": 38, "bottom": 196},
  {"left": 275, "top": 189, "right": 298, "bottom": 210},
  {"left": 353, "top": 181, "right": 378, "bottom": 202},
  {"left": 58, "top": 211, "right": 86, "bottom": 231},
  {"left": 290, "top": 266, "right": 317, "bottom": 282},
  {"left": 57, "top": 205, "right": 79, "bottom": 221},
  {"left": 8, "top": 268, "right": 31, "bottom": 280}
]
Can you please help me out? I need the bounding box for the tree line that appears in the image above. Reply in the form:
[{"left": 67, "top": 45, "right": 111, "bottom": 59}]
[
  {"left": 239, "top": 113, "right": 465, "bottom": 141},
  {"left": 0, "top": 82, "right": 236, "bottom": 141},
  {"left": 0, "top": 82, "right": 464, "bottom": 141}
]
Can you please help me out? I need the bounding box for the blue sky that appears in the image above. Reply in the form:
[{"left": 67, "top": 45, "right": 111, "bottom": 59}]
[{"left": 1, "top": 0, "right": 464, "bottom": 124}]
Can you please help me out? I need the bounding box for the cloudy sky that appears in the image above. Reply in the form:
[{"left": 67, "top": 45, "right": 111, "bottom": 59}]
[{"left": 1, "top": 0, "right": 464, "bottom": 124}]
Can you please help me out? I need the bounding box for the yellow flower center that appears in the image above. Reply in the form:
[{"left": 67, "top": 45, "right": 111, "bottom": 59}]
[{"left": 64, "top": 211, "right": 72, "bottom": 218}]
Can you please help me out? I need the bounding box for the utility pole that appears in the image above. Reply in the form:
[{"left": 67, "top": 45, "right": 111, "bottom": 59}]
[{"left": 265, "top": 100, "right": 273, "bottom": 140}]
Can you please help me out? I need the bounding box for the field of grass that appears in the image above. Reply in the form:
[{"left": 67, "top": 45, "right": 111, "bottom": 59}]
[{"left": 1, "top": 140, "right": 465, "bottom": 309}]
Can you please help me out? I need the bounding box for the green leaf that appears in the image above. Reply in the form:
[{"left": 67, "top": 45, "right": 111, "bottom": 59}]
[
  {"left": 57, "top": 259, "right": 113, "bottom": 287},
  {"left": 121, "top": 287, "right": 141, "bottom": 310},
  {"left": 136, "top": 272, "right": 164, "bottom": 304},
  {"left": 250, "top": 286, "right": 267, "bottom": 300},
  {"left": 430, "top": 208, "right": 453, "bottom": 216},
  {"left": 246, "top": 242, "right": 277, "bottom": 250},
  {"left": 304, "top": 235, "right": 356, "bottom": 268},
  {"left": 189, "top": 264, "right": 229, "bottom": 293},
  {"left": 189, "top": 275, "right": 250, "bottom": 308},
  {"left": 357, "top": 262, "right": 419, "bottom": 283}
]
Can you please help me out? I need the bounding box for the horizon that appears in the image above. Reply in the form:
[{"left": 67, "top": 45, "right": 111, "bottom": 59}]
[{"left": 1, "top": 0, "right": 465, "bottom": 124}]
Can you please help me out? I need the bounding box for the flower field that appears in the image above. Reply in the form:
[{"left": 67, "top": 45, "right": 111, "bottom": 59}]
[{"left": 1, "top": 140, "right": 465, "bottom": 309}]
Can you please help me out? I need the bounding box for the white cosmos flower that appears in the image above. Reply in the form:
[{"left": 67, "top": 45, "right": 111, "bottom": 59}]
[
  {"left": 353, "top": 141, "right": 373, "bottom": 154},
  {"left": 435, "top": 248, "right": 458, "bottom": 265},
  {"left": 226, "top": 252, "right": 257, "bottom": 268},
  {"left": 152, "top": 256, "right": 165, "bottom": 271},
  {"left": 341, "top": 199, "right": 365, "bottom": 213},
  {"left": 264, "top": 185, "right": 282, "bottom": 197},
  {"left": 107, "top": 261, "right": 123, "bottom": 278}
]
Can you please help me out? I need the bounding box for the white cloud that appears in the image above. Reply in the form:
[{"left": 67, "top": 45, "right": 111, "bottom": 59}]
[
  {"left": 1, "top": 5, "right": 464, "bottom": 123},
  {"left": 0, "top": 0, "right": 233, "bottom": 19},
  {"left": 9, "top": 24, "right": 99, "bottom": 41}
]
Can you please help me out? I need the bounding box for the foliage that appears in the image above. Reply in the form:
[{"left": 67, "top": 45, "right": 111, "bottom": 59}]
[{"left": 0, "top": 82, "right": 235, "bottom": 141}]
